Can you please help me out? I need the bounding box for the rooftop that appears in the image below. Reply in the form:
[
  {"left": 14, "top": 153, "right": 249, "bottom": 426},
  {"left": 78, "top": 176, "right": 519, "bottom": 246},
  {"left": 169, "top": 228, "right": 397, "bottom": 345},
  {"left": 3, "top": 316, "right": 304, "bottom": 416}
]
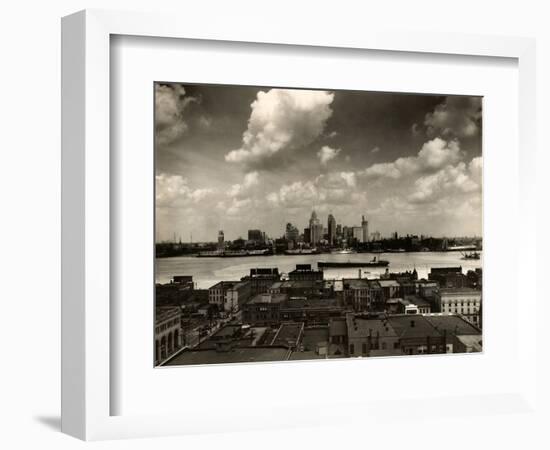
[
  {"left": 346, "top": 313, "right": 398, "bottom": 339},
  {"left": 424, "top": 314, "right": 482, "bottom": 336},
  {"left": 208, "top": 280, "right": 239, "bottom": 290},
  {"left": 388, "top": 314, "right": 440, "bottom": 339},
  {"left": 281, "top": 297, "right": 339, "bottom": 309},
  {"left": 271, "top": 322, "right": 304, "bottom": 347},
  {"left": 155, "top": 306, "right": 180, "bottom": 325},
  {"left": 279, "top": 280, "right": 325, "bottom": 289},
  {"left": 229, "top": 280, "right": 251, "bottom": 290},
  {"left": 378, "top": 279, "right": 401, "bottom": 288},
  {"left": 456, "top": 335, "right": 483, "bottom": 352},
  {"left": 404, "top": 295, "right": 431, "bottom": 307},
  {"left": 247, "top": 293, "right": 288, "bottom": 304},
  {"left": 438, "top": 287, "right": 482, "bottom": 296},
  {"left": 164, "top": 346, "right": 291, "bottom": 366}
]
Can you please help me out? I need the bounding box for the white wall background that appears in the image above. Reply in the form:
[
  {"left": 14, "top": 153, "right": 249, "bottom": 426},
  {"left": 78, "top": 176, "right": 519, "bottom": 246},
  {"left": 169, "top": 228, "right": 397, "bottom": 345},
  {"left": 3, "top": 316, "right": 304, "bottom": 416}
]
[{"left": 0, "top": 1, "right": 548, "bottom": 449}]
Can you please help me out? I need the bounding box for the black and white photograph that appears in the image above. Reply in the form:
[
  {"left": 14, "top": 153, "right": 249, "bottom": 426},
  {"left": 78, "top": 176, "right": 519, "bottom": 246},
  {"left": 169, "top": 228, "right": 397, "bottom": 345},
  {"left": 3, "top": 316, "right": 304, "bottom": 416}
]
[{"left": 154, "top": 83, "right": 483, "bottom": 367}]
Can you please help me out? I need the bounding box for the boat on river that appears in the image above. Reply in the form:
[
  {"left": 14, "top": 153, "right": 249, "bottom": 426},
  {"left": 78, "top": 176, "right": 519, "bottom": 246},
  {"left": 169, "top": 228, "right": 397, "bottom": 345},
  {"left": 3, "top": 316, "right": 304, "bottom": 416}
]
[
  {"left": 461, "top": 251, "right": 480, "bottom": 260},
  {"left": 317, "top": 257, "right": 389, "bottom": 268}
]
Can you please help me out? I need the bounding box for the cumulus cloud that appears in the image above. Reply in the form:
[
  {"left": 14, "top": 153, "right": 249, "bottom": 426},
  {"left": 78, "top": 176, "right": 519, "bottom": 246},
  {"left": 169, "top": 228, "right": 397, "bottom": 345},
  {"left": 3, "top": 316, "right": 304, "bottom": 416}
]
[
  {"left": 228, "top": 171, "right": 260, "bottom": 198},
  {"left": 317, "top": 146, "right": 341, "bottom": 165},
  {"left": 225, "top": 89, "right": 334, "bottom": 170},
  {"left": 267, "top": 171, "right": 364, "bottom": 209},
  {"left": 155, "top": 83, "right": 198, "bottom": 146},
  {"left": 408, "top": 157, "right": 482, "bottom": 204},
  {"left": 425, "top": 96, "right": 482, "bottom": 138},
  {"left": 360, "top": 138, "right": 462, "bottom": 180},
  {"left": 370, "top": 146, "right": 381, "bottom": 154},
  {"left": 155, "top": 173, "right": 213, "bottom": 208}
]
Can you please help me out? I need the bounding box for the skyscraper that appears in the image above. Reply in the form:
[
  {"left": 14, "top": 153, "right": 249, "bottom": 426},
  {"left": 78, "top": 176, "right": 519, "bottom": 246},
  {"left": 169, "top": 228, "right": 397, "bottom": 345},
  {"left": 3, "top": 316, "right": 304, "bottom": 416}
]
[
  {"left": 361, "top": 215, "right": 369, "bottom": 243},
  {"left": 327, "top": 214, "right": 336, "bottom": 246},
  {"left": 217, "top": 230, "right": 225, "bottom": 251},
  {"left": 248, "top": 229, "right": 264, "bottom": 243},
  {"left": 285, "top": 223, "right": 299, "bottom": 243},
  {"left": 309, "top": 211, "right": 323, "bottom": 245}
]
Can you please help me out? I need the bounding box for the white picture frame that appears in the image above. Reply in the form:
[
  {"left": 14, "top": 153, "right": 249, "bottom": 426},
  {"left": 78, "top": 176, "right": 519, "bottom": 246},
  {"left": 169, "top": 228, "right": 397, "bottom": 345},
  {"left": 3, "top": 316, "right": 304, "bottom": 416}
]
[{"left": 61, "top": 9, "right": 538, "bottom": 441}]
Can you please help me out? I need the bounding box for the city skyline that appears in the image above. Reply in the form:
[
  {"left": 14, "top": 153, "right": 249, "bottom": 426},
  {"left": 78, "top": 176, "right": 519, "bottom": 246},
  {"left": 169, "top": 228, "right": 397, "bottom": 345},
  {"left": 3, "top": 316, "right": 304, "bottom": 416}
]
[{"left": 155, "top": 84, "right": 482, "bottom": 242}]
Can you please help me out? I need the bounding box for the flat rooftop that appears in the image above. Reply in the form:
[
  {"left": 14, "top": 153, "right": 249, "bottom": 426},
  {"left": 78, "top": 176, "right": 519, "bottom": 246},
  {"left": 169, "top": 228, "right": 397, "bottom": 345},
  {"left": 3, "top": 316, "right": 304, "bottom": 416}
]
[
  {"left": 438, "top": 287, "right": 481, "bottom": 296},
  {"left": 247, "top": 293, "right": 288, "bottom": 304},
  {"left": 164, "top": 346, "right": 290, "bottom": 366},
  {"left": 282, "top": 297, "right": 339, "bottom": 309},
  {"left": 271, "top": 322, "right": 304, "bottom": 347},
  {"left": 378, "top": 279, "right": 400, "bottom": 288}
]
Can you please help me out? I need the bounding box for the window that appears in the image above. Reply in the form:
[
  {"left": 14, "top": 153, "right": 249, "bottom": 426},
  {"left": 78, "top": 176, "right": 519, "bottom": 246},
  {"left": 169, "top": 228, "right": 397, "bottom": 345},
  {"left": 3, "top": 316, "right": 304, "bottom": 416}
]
[
  {"left": 362, "top": 343, "right": 367, "bottom": 354},
  {"left": 349, "top": 344, "right": 355, "bottom": 355}
]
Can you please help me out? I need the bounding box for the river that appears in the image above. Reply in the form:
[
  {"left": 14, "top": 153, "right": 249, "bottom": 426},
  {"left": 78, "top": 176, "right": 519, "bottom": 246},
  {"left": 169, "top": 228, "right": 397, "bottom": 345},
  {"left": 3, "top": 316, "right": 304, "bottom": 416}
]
[{"left": 156, "top": 252, "right": 483, "bottom": 289}]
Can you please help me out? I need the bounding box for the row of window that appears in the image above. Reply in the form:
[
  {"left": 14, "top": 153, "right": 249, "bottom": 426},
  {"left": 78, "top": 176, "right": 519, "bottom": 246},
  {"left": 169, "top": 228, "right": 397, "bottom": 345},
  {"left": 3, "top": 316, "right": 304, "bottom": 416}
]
[
  {"left": 155, "top": 318, "right": 180, "bottom": 335},
  {"left": 349, "top": 341, "right": 395, "bottom": 355}
]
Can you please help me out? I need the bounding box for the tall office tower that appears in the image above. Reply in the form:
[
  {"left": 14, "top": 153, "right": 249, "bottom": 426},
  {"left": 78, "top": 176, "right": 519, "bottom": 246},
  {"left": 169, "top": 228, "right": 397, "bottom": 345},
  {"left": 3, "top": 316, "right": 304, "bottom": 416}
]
[
  {"left": 217, "top": 230, "right": 225, "bottom": 251},
  {"left": 361, "top": 215, "right": 369, "bottom": 243},
  {"left": 285, "top": 223, "right": 300, "bottom": 243},
  {"left": 327, "top": 214, "right": 336, "bottom": 246},
  {"left": 309, "top": 210, "right": 323, "bottom": 245},
  {"left": 248, "top": 229, "right": 264, "bottom": 243}
]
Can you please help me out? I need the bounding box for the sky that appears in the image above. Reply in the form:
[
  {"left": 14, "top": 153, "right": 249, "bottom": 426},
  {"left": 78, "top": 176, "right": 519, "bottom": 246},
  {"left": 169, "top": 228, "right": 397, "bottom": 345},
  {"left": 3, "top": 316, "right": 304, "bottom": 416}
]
[{"left": 155, "top": 83, "right": 482, "bottom": 243}]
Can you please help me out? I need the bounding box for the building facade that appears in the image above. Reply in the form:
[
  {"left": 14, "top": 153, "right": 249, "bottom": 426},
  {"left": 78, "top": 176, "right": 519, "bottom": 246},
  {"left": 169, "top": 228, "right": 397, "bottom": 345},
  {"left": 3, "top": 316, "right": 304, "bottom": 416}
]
[
  {"left": 208, "top": 281, "right": 238, "bottom": 307},
  {"left": 434, "top": 288, "right": 482, "bottom": 326},
  {"left": 217, "top": 230, "right": 224, "bottom": 251},
  {"left": 309, "top": 211, "right": 323, "bottom": 245},
  {"left": 155, "top": 306, "right": 182, "bottom": 364},
  {"left": 224, "top": 280, "right": 252, "bottom": 313},
  {"left": 327, "top": 214, "right": 336, "bottom": 246},
  {"left": 361, "top": 215, "right": 369, "bottom": 243}
]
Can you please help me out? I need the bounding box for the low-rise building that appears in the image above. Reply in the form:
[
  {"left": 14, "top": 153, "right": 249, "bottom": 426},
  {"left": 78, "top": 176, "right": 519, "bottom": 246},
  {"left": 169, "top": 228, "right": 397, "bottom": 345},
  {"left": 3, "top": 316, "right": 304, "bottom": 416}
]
[
  {"left": 346, "top": 313, "right": 401, "bottom": 357},
  {"left": 378, "top": 279, "right": 401, "bottom": 300},
  {"left": 342, "top": 278, "right": 383, "bottom": 312},
  {"left": 269, "top": 279, "right": 329, "bottom": 298},
  {"left": 208, "top": 281, "right": 238, "bottom": 308},
  {"left": 423, "top": 314, "right": 482, "bottom": 353},
  {"left": 224, "top": 280, "right": 252, "bottom": 313},
  {"left": 243, "top": 268, "right": 281, "bottom": 294},
  {"left": 155, "top": 306, "right": 182, "bottom": 365},
  {"left": 417, "top": 280, "right": 439, "bottom": 301},
  {"left": 242, "top": 293, "right": 287, "bottom": 326},
  {"left": 288, "top": 264, "right": 323, "bottom": 281},
  {"left": 279, "top": 297, "right": 344, "bottom": 325},
  {"left": 388, "top": 315, "right": 447, "bottom": 355},
  {"left": 428, "top": 267, "right": 466, "bottom": 288},
  {"left": 434, "top": 287, "right": 482, "bottom": 327},
  {"left": 162, "top": 345, "right": 291, "bottom": 366},
  {"left": 398, "top": 294, "right": 432, "bottom": 314}
]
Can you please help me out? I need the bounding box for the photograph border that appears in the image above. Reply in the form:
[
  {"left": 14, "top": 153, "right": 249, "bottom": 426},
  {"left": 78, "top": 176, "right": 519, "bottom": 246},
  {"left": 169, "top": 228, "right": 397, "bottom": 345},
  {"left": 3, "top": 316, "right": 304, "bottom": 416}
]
[{"left": 61, "top": 8, "right": 537, "bottom": 440}]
